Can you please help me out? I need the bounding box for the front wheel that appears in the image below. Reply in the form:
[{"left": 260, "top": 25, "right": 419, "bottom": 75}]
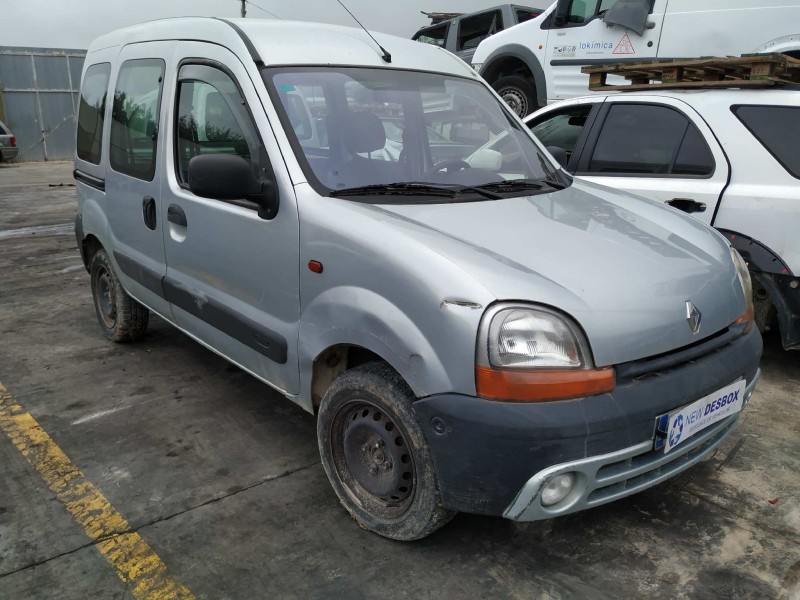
[
  {"left": 317, "top": 362, "right": 455, "bottom": 540},
  {"left": 492, "top": 75, "right": 537, "bottom": 117}
]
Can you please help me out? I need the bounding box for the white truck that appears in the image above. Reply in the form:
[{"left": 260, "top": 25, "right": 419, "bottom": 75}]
[{"left": 471, "top": 0, "right": 800, "bottom": 115}]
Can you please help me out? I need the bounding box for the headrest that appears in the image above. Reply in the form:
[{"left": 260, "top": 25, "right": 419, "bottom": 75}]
[{"left": 342, "top": 112, "right": 386, "bottom": 154}]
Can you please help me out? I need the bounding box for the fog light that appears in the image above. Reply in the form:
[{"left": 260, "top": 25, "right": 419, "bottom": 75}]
[{"left": 541, "top": 472, "right": 576, "bottom": 507}]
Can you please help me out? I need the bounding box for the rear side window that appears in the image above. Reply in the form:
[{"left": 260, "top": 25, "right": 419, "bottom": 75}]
[
  {"left": 587, "top": 104, "right": 714, "bottom": 176},
  {"left": 733, "top": 105, "right": 800, "bottom": 180},
  {"left": 110, "top": 59, "right": 165, "bottom": 181},
  {"left": 76, "top": 63, "right": 111, "bottom": 165},
  {"left": 0, "top": 122, "right": 6, "bottom": 135},
  {"left": 414, "top": 24, "right": 448, "bottom": 47},
  {"left": 458, "top": 10, "right": 503, "bottom": 50}
]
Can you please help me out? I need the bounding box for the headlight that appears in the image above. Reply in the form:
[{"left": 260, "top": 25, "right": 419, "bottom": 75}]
[
  {"left": 731, "top": 247, "right": 754, "bottom": 333},
  {"left": 487, "top": 307, "right": 584, "bottom": 368},
  {"left": 476, "top": 304, "right": 615, "bottom": 402}
]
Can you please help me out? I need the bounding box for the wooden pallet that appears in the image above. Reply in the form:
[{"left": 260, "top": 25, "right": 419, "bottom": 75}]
[{"left": 582, "top": 54, "right": 800, "bottom": 91}]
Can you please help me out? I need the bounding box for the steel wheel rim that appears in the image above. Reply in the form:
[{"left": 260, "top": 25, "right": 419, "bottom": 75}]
[
  {"left": 95, "top": 267, "right": 117, "bottom": 329},
  {"left": 498, "top": 87, "right": 528, "bottom": 117},
  {"left": 331, "top": 399, "right": 416, "bottom": 518}
]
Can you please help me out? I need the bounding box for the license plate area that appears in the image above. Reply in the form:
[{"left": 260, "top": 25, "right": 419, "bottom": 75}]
[{"left": 654, "top": 379, "right": 746, "bottom": 454}]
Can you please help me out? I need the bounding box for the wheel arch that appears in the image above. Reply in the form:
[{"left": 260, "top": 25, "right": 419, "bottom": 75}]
[
  {"left": 298, "top": 288, "right": 454, "bottom": 414},
  {"left": 479, "top": 44, "right": 547, "bottom": 106}
]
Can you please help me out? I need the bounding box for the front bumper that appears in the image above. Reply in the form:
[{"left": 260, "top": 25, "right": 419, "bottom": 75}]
[
  {"left": 413, "top": 325, "right": 762, "bottom": 517},
  {"left": 504, "top": 373, "right": 759, "bottom": 521},
  {"left": 0, "top": 146, "right": 19, "bottom": 162}
]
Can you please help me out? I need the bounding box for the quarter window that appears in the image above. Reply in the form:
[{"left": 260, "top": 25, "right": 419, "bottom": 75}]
[
  {"left": 529, "top": 105, "right": 592, "bottom": 162},
  {"left": 174, "top": 64, "right": 261, "bottom": 186},
  {"left": 76, "top": 63, "right": 111, "bottom": 165},
  {"left": 586, "top": 104, "right": 714, "bottom": 176},
  {"left": 733, "top": 105, "right": 800, "bottom": 180},
  {"left": 110, "top": 59, "right": 165, "bottom": 181}
]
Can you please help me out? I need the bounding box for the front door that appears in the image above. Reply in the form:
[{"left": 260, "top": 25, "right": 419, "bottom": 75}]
[
  {"left": 160, "top": 42, "right": 301, "bottom": 395},
  {"left": 543, "top": 0, "right": 665, "bottom": 101},
  {"left": 105, "top": 41, "right": 175, "bottom": 317},
  {"left": 572, "top": 98, "right": 729, "bottom": 226}
]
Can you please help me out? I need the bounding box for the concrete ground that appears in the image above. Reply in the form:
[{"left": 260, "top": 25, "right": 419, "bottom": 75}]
[{"left": 0, "top": 160, "right": 798, "bottom": 599}]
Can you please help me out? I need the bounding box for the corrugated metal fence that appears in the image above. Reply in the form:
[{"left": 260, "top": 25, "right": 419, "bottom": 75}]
[{"left": 0, "top": 47, "right": 86, "bottom": 161}]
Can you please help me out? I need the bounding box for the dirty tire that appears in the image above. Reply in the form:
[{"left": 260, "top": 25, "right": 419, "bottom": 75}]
[
  {"left": 492, "top": 75, "right": 537, "bottom": 117},
  {"left": 90, "top": 249, "right": 149, "bottom": 342},
  {"left": 317, "top": 362, "right": 456, "bottom": 541}
]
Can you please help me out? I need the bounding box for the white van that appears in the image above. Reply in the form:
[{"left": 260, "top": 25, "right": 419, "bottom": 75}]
[{"left": 471, "top": 0, "right": 800, "bottom": 115}]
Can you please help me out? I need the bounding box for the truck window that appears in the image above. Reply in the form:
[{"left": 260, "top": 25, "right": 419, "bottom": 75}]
[
  {"left": 515, "top": 8, "right": 541, "bottom": 23},
  {"left": 76, "top": 63, "right": 111, "bottom": 165},
  {"left": 458, "top": 10, "right": 503, "bottom": 51},
  {"left": 733, "top": 105, "right": 800, "bottom": 180},
  {"left": 586, "top": 104, "right": 714, "bottom": 176},
  {"left": 413, "top": 24, "right": 448, "bottom": 47},
  {"left": 109, "top": 59, "right": 165, "bottom": 181},
  {"left": 174, "top": 64, "right": 262, "bottom": 186},
  {"left": 557, "top": 0, "right": 654, "bottom": 27}
]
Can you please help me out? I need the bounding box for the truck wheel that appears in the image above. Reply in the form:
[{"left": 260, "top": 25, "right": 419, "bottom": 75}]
[
  {"left": 493, "top": 75, "right": 537, "bottom": 117},
  {"left": 90, "top": 249, "right": 149, "bottom": 342},
  {"left": 317, "top": 362, "right": 455, "bottom": 540}
]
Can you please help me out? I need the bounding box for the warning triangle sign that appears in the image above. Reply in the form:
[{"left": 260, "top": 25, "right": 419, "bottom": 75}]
[{"left": 613, "top": 33, "right": 635, "bottom": 55}]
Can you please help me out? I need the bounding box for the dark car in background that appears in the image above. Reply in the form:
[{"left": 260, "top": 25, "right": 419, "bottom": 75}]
[
  {"left": 0, "top": 120, "right": 19, "bottom": 163},
  {"left": 413, "top": 4, "right": 545, "bottom": 64}
]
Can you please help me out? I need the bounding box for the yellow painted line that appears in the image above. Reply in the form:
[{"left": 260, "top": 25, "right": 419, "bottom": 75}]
[{"left": 0, "top": 382, "right": 195, "bottom": 599}]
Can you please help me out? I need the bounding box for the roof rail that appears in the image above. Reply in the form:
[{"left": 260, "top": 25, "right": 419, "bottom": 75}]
[{"left": 582, "top": 54, "right": 800, "bottom": 92}]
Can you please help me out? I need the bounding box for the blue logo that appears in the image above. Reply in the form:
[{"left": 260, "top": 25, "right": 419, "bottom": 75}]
[{"left": 669, "top": 414, "right": 684, "bottom": 447}]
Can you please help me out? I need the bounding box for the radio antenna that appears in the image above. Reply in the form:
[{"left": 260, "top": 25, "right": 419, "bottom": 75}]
[{"left": 335, "top": 0, "right": 392, "bottom": 63}]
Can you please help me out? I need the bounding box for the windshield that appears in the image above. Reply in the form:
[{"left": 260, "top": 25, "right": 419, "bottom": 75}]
[{"left": 264, "top": 67, "right": 558, "bottom": 199}]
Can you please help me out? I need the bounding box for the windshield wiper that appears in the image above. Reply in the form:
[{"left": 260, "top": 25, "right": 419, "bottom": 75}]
[
  {"left": 329, "top": 182, "right": 503, "bottom": 200},
  {"left": 475, "top": 178, "right": 567, "bottom": 193}
]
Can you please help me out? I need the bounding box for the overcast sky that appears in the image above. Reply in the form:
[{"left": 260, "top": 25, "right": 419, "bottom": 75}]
[{"left": 3, "top": 0, "right": 521, "bottom": 49}]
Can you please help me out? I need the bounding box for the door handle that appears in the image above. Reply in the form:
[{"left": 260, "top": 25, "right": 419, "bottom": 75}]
[
  {"left": 142, "top": 196, "right": 157, "bottom": 230},
  {"left": 666, "top": 198, "right": 707, "bottom": 214},
  {"left": 167, "top": 204, "right": 187, "bottom": 227}
]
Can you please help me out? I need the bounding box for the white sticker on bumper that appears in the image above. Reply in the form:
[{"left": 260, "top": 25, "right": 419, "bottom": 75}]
[{"left": 665, "top": 379, "right": 746, "bottom": 454}]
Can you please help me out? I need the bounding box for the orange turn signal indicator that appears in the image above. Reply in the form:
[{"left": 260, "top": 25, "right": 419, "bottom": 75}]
[{"left": 476, "top": 366, "right": 616, "bottom": 402}]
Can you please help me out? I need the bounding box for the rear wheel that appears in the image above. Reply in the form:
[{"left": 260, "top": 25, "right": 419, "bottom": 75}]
[
  {"left": 317, "top": 362, "right": 455, "bottom": 540},
  {"left": 492, "top": 75, "right": 537, "bottom": 117},
  {"left": 90, "top": 249, "right": 149, "bottom": 342}
]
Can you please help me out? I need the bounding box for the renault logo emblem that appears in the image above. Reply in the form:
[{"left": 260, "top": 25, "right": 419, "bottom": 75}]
[{"left": 686, "top": 301, "right": 702, "bottom": 334}]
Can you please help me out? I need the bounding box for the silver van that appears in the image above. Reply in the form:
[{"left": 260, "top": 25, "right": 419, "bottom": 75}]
[{"left": 74, "top": 18, "right": 762, "bottom": 540}]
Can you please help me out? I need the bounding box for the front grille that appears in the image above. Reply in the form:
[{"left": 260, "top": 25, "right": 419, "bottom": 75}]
[{"left": 615, "top": 325, "right": 739, "bottom": 381}]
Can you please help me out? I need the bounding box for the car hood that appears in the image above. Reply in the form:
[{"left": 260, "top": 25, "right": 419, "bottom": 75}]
[{"left": 366, "top": 180, "right": 745, "bottom": 366}]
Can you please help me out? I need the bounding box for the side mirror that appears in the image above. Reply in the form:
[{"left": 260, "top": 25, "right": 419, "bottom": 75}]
[
  {"left": 188, "top": 154, "right": 279, "bottom": 220},
  {"left": 546, "top": 145, "right": 569, "bottom": 169},
  {"left": 553, "top": 0, "right": 571, "bottom": 26}
]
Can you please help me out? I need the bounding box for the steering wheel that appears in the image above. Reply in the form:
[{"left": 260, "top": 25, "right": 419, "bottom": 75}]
[{"left": 425, "top": 159, "right": 471, "bottom": 177}]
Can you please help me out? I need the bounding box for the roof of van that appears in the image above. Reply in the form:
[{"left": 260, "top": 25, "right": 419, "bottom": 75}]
[{"left": 87, "top": 17, "right": 477, "bottom": 78}]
